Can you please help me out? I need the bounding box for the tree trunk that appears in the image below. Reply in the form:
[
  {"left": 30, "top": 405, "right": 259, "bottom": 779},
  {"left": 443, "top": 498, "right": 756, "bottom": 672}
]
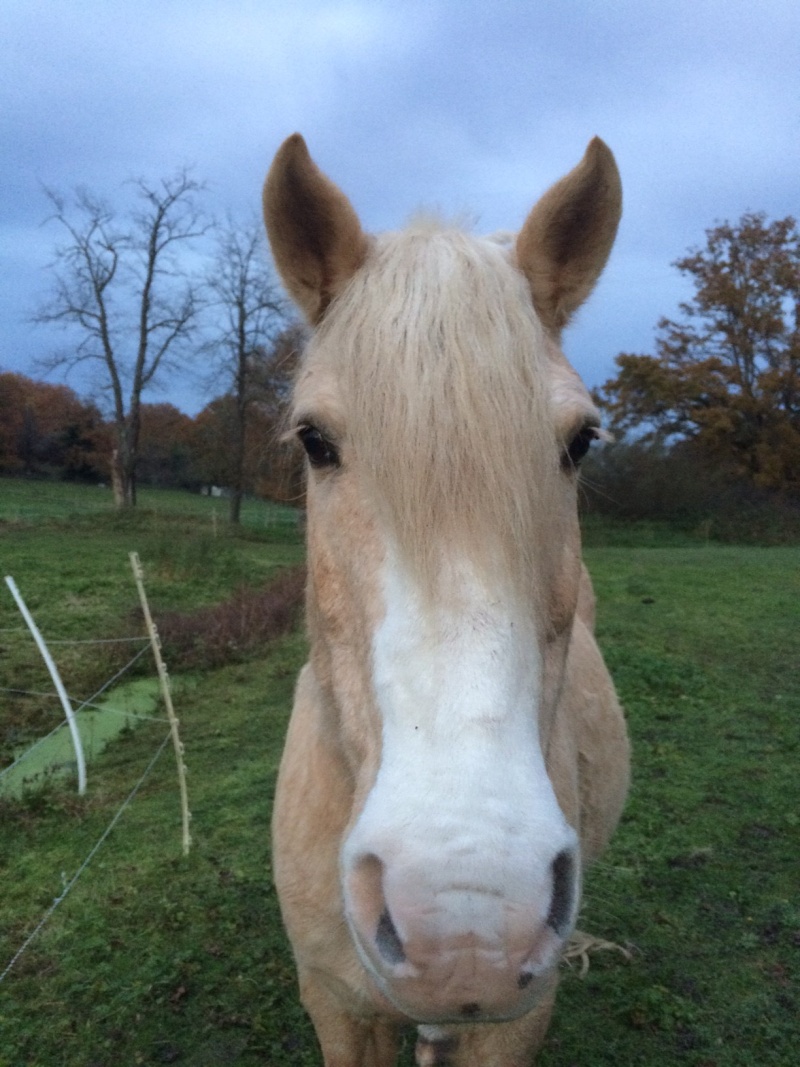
[
  {"left": 111, "top": 449, "right": 125, "bottom": 508},
  {"left": 228, "top": 418, "right": 245, "bottom": 524},
  {"left": 228, "top": 383, "right": 247, "bottom": 525},
  {"left": 111, "top": 451, "right": 136, "bottom": 507},
  {"left": 112, "top": 416, "right": 139, "bottom": 508},
  {"left": 229, "top": 487, "right": 243, "bottom": 525}
]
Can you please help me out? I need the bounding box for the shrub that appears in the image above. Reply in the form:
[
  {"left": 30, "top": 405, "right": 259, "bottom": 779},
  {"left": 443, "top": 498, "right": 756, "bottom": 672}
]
[
  {"left": 581, "top": 440, "right": 800, "bottom": 544},
  {"left": 156, "top": 566, "right": 305, "bottom": 672}
]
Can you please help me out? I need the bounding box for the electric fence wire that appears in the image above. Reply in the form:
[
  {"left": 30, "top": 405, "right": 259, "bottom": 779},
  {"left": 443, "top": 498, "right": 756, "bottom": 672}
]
[
  {"left": 0, "top": 731, "right": 172, "bottom": 985},
  {"left": 47, "top": 636, "right": 150, "bottom": 646},
  {"left": 0, "top": 719, "right": 67, "bottom": 782},
  {"left": 72, "top": 643, "right": 152, "bottom": 712},
  {"left": 0, "top": 687, "right": 170, "bottom": 738}
]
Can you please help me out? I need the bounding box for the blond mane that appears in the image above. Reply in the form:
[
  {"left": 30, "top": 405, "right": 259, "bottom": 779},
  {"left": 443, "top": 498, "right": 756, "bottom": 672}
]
[{"left": 296, "top": 220, "right": 564, "bottom": 600}]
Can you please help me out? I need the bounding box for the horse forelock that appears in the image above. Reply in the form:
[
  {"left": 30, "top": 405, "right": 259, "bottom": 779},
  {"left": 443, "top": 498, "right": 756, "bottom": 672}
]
[{"left": 295, "top": 221, "right": 567, "bottom": 605}]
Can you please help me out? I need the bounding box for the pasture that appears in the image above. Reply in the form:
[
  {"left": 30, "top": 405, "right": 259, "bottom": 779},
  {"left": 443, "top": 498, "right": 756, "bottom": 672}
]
[{"left": 0, "top": 479, "right": 797, "bottom": 1065}]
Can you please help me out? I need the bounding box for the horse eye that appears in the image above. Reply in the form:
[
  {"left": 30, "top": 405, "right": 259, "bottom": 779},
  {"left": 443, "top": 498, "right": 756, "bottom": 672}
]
[
  {"left": 297, "top": 425, "right": 340, "bottom": 469},
  {"left": 562, "top": 425, "right": 598, "bottom": 471}
]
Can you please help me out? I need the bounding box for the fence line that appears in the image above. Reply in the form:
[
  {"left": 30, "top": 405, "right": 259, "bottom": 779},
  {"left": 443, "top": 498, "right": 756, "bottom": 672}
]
[
  {"left": 48, "top": 636, "right": 150, "bottom": 646},
  {"left": 1, "top": 560, "right": 193, "bottom": 988},
  {"left": 0, "top": 687, "right": 171, "bottom": 724},
  {"left": 0, "top": 732, "right": 172, "bottom": 985},
  {"left": 0, "top": 631, "right": 148, "bottom": 644},
  {"left": 0, "top": 686, "right": 63, "bottom": 700},
  {"left": 74, "top": 700, "right": 170, "bottom": 724}
]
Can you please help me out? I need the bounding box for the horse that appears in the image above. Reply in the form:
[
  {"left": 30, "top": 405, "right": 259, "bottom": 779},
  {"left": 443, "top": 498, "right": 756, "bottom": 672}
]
[{"left": 263, "top": 133, "right": 630, "bottom": 1067}]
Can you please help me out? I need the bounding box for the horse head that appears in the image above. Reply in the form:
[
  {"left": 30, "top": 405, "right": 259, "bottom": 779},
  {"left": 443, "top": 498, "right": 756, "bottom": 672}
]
[{"left": 264, "top": 134, "right": 622, "bottom": 1028}]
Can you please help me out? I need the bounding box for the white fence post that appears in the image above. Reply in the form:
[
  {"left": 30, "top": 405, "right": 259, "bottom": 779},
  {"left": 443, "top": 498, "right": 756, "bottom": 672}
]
[{"left": 4, "top": 576, "right": 87, "bottom": 795}]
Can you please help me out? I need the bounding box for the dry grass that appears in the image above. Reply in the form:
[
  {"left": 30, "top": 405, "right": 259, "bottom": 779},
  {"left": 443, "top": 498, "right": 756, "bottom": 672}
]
[{"left": 563, "top": 928, "right": 634, "bottom": 979}]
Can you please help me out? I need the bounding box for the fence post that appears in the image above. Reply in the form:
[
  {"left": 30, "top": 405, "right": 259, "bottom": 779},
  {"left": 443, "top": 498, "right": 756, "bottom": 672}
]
[
  {"left": 4, "top": 576, "right": 87, "bottom": 795},
  {"left": 129, "top": 552, "right": 191, "bottom": 855}
]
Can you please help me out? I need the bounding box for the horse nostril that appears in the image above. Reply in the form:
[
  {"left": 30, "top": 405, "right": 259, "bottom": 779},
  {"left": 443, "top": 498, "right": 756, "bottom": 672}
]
[
  {"left": 546, "top": 849, "right": 576, "bottom": 937},
  {"left": 376, "top": 908, "right": 406, "bottom": 965}
]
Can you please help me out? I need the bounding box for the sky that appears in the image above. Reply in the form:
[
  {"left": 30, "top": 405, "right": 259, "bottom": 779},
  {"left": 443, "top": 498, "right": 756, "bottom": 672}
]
[{"left": 2, "top": 0, "right": 799, "bottom": 416}]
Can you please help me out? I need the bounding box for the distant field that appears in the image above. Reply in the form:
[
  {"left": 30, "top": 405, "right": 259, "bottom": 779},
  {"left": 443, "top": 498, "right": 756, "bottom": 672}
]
[
  {"left": 0, "top": 476, "right": 298, "bottom": 531},
  {"left": 0, "top": 479, "right": 798, "bottom": 1065}
]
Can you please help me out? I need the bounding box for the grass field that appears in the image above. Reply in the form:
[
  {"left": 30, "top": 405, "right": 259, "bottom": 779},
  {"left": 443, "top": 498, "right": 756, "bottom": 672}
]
[
  {"left": 1, "top": 478, "right": 798, "bottom": 1065},
  {"left": 0, "top": 477, "right": 304, "bottom": 761},
  {"left": 0, "top": 478, "right": 298, "bottom": 531}
]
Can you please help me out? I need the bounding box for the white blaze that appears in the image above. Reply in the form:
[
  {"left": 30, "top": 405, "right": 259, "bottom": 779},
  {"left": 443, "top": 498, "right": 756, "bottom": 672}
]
[{"left": 342, "top": 548, "right": 577, "bottom": 944}]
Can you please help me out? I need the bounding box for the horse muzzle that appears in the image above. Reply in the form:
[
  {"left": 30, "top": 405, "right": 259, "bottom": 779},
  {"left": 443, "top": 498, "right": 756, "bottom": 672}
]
[{"left": 342, "top": 842, "right": 580, "bottom": 1024}]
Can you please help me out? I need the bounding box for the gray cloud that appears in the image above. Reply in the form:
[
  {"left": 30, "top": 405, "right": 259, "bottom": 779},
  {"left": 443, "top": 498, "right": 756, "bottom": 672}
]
[{"left": 3, "top": 0, "right": 799, "bottom": 412}]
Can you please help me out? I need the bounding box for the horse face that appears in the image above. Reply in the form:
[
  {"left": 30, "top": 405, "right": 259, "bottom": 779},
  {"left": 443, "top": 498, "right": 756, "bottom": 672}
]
[
  {"left": 265, "top": 135, "right": 620, "bottom": 1024},
  {"left": 290, "top": 331, "right": 603, "bottom": 1025}
]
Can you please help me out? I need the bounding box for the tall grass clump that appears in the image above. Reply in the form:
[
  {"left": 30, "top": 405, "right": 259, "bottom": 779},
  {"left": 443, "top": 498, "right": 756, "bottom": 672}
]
[{"left": 157, "top": 566, "right": 306, "bottom": 671}]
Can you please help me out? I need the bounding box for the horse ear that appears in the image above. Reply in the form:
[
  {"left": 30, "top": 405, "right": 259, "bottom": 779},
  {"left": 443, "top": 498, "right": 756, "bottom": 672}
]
[
  {"left": 516, "top": 138, "right": 621, "bottom": 335},
  {"left": 263, "top": 134, "right": 369, "bottom": 324}
]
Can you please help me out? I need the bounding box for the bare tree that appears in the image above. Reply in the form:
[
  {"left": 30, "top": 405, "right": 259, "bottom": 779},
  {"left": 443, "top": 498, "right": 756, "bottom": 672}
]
[
  {"left": 204, "top": 218, "right": 291, "bottom": 523},
  {"left": 34, "top": 170, "right": 209, "bottom": 506}
]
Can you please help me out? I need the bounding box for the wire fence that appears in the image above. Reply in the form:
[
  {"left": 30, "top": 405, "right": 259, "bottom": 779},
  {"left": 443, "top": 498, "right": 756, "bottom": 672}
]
[
  {"left": 0, "top": 565, "right": 189, "bottom": 984},
  {"left": 0, "top": 732, "right": 171, "bottom": 985}
]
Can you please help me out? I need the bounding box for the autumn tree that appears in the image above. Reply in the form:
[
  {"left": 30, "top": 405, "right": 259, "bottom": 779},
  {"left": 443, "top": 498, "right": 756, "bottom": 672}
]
[
  {"left": 34, "top": 172, "right": 209, "bottom": 506},
  {"left": 191, "top": 395, "right": 239, "bottom": 489},
  {"left": 138, "top": 402, "right": 196, "bottom": 488},
  {"left": 203, "top": 218, "right": 290, "bottom": 522},
  {"left": 595, "top": 213, "right": 800, "bottom": 494},
  {"left": 248, "top": 324, "right": 307, "bottom": 505},
  {"left": 0, "top": 371, "right": 109, "bottom": 479}
]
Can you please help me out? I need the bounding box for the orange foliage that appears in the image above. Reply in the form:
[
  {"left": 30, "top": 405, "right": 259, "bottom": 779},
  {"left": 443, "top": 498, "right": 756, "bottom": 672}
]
[
  {"left": 0, "top": 372, "right": 110, "bottom": 478},
  {"left": 596, "top": 214, "right": 800, "bottom": 494},
  {"left": 190, "top": 394, "right": 304, "bottom": 503},
  {"left": 137, "top": 403, "right": 196, "bottom": 487}
]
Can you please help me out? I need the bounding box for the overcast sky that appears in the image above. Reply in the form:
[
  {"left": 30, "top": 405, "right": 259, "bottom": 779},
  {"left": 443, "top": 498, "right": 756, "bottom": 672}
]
[{"left": 3, "top": 0, "right": 799, "bottom": 415}]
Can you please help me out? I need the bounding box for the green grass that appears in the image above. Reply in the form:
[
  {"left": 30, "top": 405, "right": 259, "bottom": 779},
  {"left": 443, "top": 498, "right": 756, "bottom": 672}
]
[
  {"left": 1, "top": 481, "right": 798, "bottom": 1064},
  {"left": 580, "top": 513, "right": 714, "bottom": 548},
  {"left": 539, "top": 546, "right": 800, "bottom": 1066},
  {"left": 0, "top": 476, "right": 299, "bottom": 533}
]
